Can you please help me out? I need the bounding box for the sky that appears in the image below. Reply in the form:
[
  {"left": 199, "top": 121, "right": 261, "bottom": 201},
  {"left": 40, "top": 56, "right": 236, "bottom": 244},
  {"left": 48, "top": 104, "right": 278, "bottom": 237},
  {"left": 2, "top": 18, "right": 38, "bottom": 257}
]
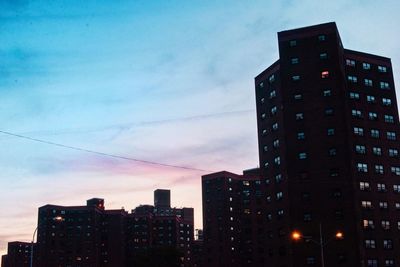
[{"left": 1, "top": 0, "right": 400, "bottom": 259}]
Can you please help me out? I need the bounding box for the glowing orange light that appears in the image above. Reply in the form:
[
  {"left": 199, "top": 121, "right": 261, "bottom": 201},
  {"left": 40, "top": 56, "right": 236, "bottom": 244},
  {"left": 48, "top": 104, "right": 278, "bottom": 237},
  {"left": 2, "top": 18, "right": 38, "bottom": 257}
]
[
  {"left": 54, "top": 216, "right": 64, "bottom": 221},
  {"left": 291, "top": 231, "right": 302, "bottom": 240},
  {"left": 335, "top": 231, "right": 344, "bottom": 239}
]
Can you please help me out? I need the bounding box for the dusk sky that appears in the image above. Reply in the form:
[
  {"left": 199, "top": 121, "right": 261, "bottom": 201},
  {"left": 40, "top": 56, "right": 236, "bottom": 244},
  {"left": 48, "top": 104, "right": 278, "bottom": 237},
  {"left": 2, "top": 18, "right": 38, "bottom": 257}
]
[{"left": 1, "top": 0, "right": 400, "bottom": 259}]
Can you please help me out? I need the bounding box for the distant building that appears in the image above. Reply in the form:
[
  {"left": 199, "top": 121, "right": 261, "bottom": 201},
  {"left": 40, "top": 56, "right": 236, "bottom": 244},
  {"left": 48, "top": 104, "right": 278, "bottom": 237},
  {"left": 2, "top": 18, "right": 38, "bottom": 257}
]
[{"left": 1, "top": 242, "right": 32, "bottom": 267}]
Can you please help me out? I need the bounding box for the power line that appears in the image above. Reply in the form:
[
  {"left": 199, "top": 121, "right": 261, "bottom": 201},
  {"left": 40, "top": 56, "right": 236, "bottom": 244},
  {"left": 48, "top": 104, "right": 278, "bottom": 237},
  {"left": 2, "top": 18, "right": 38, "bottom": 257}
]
[{"left": 0, "top": 130, "right": 212, "bottom": 173}]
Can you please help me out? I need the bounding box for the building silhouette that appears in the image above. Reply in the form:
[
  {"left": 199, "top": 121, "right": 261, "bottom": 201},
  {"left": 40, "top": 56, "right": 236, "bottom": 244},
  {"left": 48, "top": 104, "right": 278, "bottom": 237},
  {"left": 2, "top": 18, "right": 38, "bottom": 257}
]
[
  {"left": 203, "top": 22, "right": 399, "bottom": 267},
  {"left": 0, "top": 242, "right": 32, "bottom": 267}
]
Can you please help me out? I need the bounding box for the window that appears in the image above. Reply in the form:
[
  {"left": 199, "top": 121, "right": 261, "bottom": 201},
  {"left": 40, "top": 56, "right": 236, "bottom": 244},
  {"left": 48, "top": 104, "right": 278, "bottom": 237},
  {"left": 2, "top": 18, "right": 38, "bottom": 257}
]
[
  {"left": 367, "top": 259, "right": 378, "bottom": 267},
  {"left": 384, "top": 115, "right": 394, "bottom": 123},
  {"left": 289, "top": 40, "right": 297, "bottom": 47},
  {"left": 294, "top": 94, "right": 303, "bottom": 100},
  {"left": 380, "top": 82, "right": 390, "bottom": 89},
  {"left": 385, "top": 259, "right": 394, "bottom": 267},
  {"left": 372, "top": 147, "right": 382, "bottom": 156},
  {"left": 353, "top": 127, "right": 364, "bottom": 136},
  {"left": 298, "top": 152, "right": 307, "bottom": 160},
  {"left": 263, "top": 145, "right": 268, "bottom": 152},
  {"left": 394, "top": 184, "right": 400, "bottom": 193},
  {"left": 327, "top": 128, "right": 335, "bottom": 136},
  {"left": 396, "top": 203, "right": 400, "bottom": 210},
  {"left": 320, "top": 52, "right": 328, "bottom": 59},
  {"left": 377, "top": 183, "right": 387, "bottom": 192},
  {"left": 272, "top": 122, "right": 278, "bottom": 131},
  {"left": 348, "top": 75, "right": 357, "bottom": 83},
  {"left": 393, "top": 167, "right": 400, "bottom": 176},
  {"left": 360, "top": 181, "right": 370, "bottom": 191},
  {"left": 318, "top": 34, "right": 326, "bottom": 41},
  {"left": 303, "top": 213, "right": 312, "bottom": 221},
  {"left": 388, "top": 149, "right": 398, "bottom": 157},
  {"left": 273, "top": 139, "right": 279, "bottom": 148},
  {"left": 349, "top": 92, "right": 360, "bottom": 99},
  {"left": 276, "top": 192, "right": 283, "bottom": 200},
  {"left": 364, "top": 79, "right": 373, "bottom": 87},
  {"left": 365, "top": 239, "right": 376, "bottom": 248},
  {"left": 328, "top": 148, "right": 337, "bottom": 156},
  {"left": 363, "top": 219, "right": 374, "bottom": 229},
  {"left": 271, "top": 106, "right": 277, "bottom": 115},
  {"left": 346, "top": 59, "right": 355, "bottom": 67},
  {"left": 378, "top": 65, "right": 387, "bottom": 73},
  {"left": 357, "top": 163, "right": 368, "bottom": 173},
  {"left": 382, "top": 221, "right": 390, "bottom": 230},
  {"left": 297, "top": 132, "right": 305, "bottom": 140},
  {"left": 367, "top": 95, "right": 376, "bottom": 103},
  {"left": 264, "top": 162, "right": 269, "bottom": 168},
  {"left": 363, "top": 63, "right": 371, "bottom": 70},
  {"left": 356, "top": 145, "right": 366, "bottom": 154},
  {"left": 261, "top": 113, "right": 266, "bottom": 119},
  {"left": 321, "top": 71, "right": 329, "bottom": 78},
  {"left": 269, "top": 90, "right": 276, "bottom": 99},
  {"left": 325, "top": 108, "right": 333, "bottom": 115},
  {"left": 375, "top": 165, "right": 384, "bottom": 174},
  {"left": 368, "top": 112, "right": 378, "bottom": 120},
  {"left": 379, "top": 202, "right": 388, "bottom": 209},
  {"left": 291, "top": 57, "right": 299, "bottom": 64},
  {"left": 292, "top": 75, "right": 300, "bottom": 81},
  {"left": 269, "top": 74, "right": 275, "bottom": 83},
  {"left": 274, "top": 156, "right": 281, "bottom": 165},
  {"left": 352, "top": 109, "right": 363, "bottom": 118},
  {"left": 382, "top": 98, "right": 392, "bottom": 106},
  {"left": 262, "top": 129, "right": 268, "bottom": 136},
  {"left": 387, "top": 131, "right": 396, "bottom": 140},
  {"left": 275, "top": 174, "right": 283, "bottom": 183},
  {"left": 295, "top": 113, "right": 304, "bottom": 120},
  {"left": 306, "top": 256, "right": 316, "bottom": 265},
  {"left": 370, "top": 129, "right": 380, "bottom": 138},
  {"left": 383, "top": 239, "right": 393, "bottom": 249},
  {"left": 323, "top": 89, "right": 331, "bottom": 97},
  {"left": 260, "top": 97, "right": 265, "bottom": 104}
]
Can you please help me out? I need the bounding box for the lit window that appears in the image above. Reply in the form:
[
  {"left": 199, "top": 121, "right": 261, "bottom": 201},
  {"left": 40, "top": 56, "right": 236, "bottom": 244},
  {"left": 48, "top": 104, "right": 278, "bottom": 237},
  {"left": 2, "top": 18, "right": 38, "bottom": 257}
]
[
  {"left": 275, "top": 174, "right": 283, "bottom": 183},
  {"left": 243, "top": 181, "right": 250, "bottom": 186},
  {"left": 327, "top": 128, "right": 335, "bottom": 136},
  {"left": 378, "top": 65, "right": 387, "bottom": 73},
  {"left": 352, "top": 109, "right": 363, "bottom": 118},
  {"left": 360, "top": 181, "right": 370, "bottom": 191},
  {"left": 346, "top": 59, "right": 355, "bottom": 67},
  {"left": 325, "top": 108, "right": 333, "bottom": 115},
  {"left": 379, "top": 202, "right": 388, "bottom": 209},
  {"left": 382, "top": 98, "right": 392, "bottom": 106},
  {"left": 385, "top": 259, "right": 394, "bottom": 267},
  {"left": 374, "top": 165, "right": 384, "bottom": 174},
  {"left": 387, "top": 131, "right": 396, "bottom": 140},
  {"left": 368, "top": 112, "right": 378, "bottom": 121},
  {"left": 318, "top": 34, "right": 326, "bottom": 41},
  {"left": 388, "top": 149, "right": 398, "bottom": 157},
  {"left": 269, "top": 90, "right": 276, "bottom": 99},
  {"left": 364, "top": 79, "right": 373, "bottom": 87},
  {"left": 392, "top": 168, "right": 400, "bottom": 176},
  {"left": 362, "top": 200, "right": 372, "bottom": 209},
  {"left": 303, "top": 213, "right": 312, "bottom": 221},
  {"left": 276, "top": 192, "right": 283, "bottom": 200},
  {"left": 263, "top": 145, "right": 268, "bottom": 152},
  {"left": 260, "top": 98, "right": 265, "bottom": 104},
  {"left": 291, "top": 57, "right": 299, "bottom": 64},
  {"left": 320, "top": 52, "right": 328, "bottom": 59},
  {"left": 367, "top": 95, "right": 376, "bottom": 103},
  {"left": 372, "top": 147, "right": 382, "bottom": 156},
  {"left": 384, "top": 115, "right": 394, "bottom": 123},
  {"left": 271, "top": 106, "right": 277, "bottom": 115},
  {"left": 274, "top": 156, "right": 281, "bottom": 165},
  {"left": 273, "top": 139, "right": 279, "bottom": 148},
  {"left": 365, "top": 239, "right": 376, "bottom": 248},
  {"left": 349, "top": 92, "right": 360, "bottom": 99},
  {"left": 381, "top": 221, "right": 390, "bottom": 230},
  {"left": 292, "top": 75, "right": 300, "bottom": 81},
  {"left": 298, "top": 152, "right": 307, "bottom": 160},
  {"left": 306, "top": 256, "right": 316, "bottom": 265},
  {"left": 355, "top": 145, "right": 366, "bottom": 154},
  {"left": 367, "top": 259, "right": 378, "bottom": 267},
  {"left": 383, "top": 239, "right": 393, "bottom": 249},
  {"left": 321, "top": 71, "right": 329, "bottom": 78},
  {"left": 370, "top": 129, "right": 379, "bottom": 138},
  {"left": 348, "top": 75, "right": 357, "bottom": 83},
  {"left": 295, "top": 113, "right": 304, "bottom": 120},
  {"left": 269, "top": 74, "right": 275, "bottom": 83},
  {"left": 297, "top": 132, "right": 305, "bottom": 140},
  {"left": 380, "top": 82, "right": 390, "bottom": 89},
  {"left": 363, "top": 63, "right": 371, "bottom": 70},
  {"left": 294, "top": 94, "right": 303, "bottom": 100},
  {"left": 353, "top": 127, "right": 364, "bottom": 136},
  {"left": 262, "top": 129, "right": 268, "bottom": 136},
  {"left": 396, "top": 203, "right": 400, "bottom": 210},
  {"left": 272, "top": 122, "right": 278, "bottom": 131},
  {"left": 261, "top": 113, "right": 266, "bottom": 119},
  {"left": 323, "top": 89, "right": 331, "bottom": 97},
  {"left": 289, "top": 40, "right": 297, "bottom": 47},
  {"left": 328, "top": 148, "right": 337, "bottom": 156},
  {"left": 357, "top": 163, "right": 368, "bottom": 173},
  {"left": 363, "top": 219, "right": 374, "bottom": 229}
]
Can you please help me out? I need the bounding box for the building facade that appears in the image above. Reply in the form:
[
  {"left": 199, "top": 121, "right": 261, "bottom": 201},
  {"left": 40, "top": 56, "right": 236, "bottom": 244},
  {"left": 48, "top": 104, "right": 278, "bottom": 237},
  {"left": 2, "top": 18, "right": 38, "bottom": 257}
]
[
  {"left": 203, "top": 22, "right": 399, "bottom": 267},
  {"left": 1, "top": 242, "right": 32, "bottom": 267}
]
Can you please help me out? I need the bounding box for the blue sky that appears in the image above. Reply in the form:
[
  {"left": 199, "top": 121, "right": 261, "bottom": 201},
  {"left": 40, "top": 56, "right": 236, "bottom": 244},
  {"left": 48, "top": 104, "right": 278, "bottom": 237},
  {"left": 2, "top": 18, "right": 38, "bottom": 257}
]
[{"left": 1, "top": 0, "right": 400, "bottom": 258}]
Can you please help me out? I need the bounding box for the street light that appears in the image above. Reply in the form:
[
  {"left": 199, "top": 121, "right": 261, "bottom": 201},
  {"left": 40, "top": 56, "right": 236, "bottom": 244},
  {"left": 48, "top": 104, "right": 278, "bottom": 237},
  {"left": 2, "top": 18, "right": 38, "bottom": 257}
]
[
  {"left": 30, "top": 216, "right": 64, "bottom": 267},
  {"left": 290, "top": 224, "right": 344, "bottom": 267}
]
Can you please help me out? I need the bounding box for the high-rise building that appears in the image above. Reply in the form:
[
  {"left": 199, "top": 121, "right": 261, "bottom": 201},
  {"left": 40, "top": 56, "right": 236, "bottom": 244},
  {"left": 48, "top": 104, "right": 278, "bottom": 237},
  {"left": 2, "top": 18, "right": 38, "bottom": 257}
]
[
  {"left": 1, "top": 242, "right": 32, "bottom": 267},
  {"left": 203, "top": 22, "right": 399, "bottom": 267}
]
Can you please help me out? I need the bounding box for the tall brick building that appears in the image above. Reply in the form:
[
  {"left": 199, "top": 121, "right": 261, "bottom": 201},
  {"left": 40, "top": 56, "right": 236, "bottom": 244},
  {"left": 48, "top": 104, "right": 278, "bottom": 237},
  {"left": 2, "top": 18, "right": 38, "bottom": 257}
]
[{"left": 203, "top": 22, "right": 399, "bottom": 267}]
